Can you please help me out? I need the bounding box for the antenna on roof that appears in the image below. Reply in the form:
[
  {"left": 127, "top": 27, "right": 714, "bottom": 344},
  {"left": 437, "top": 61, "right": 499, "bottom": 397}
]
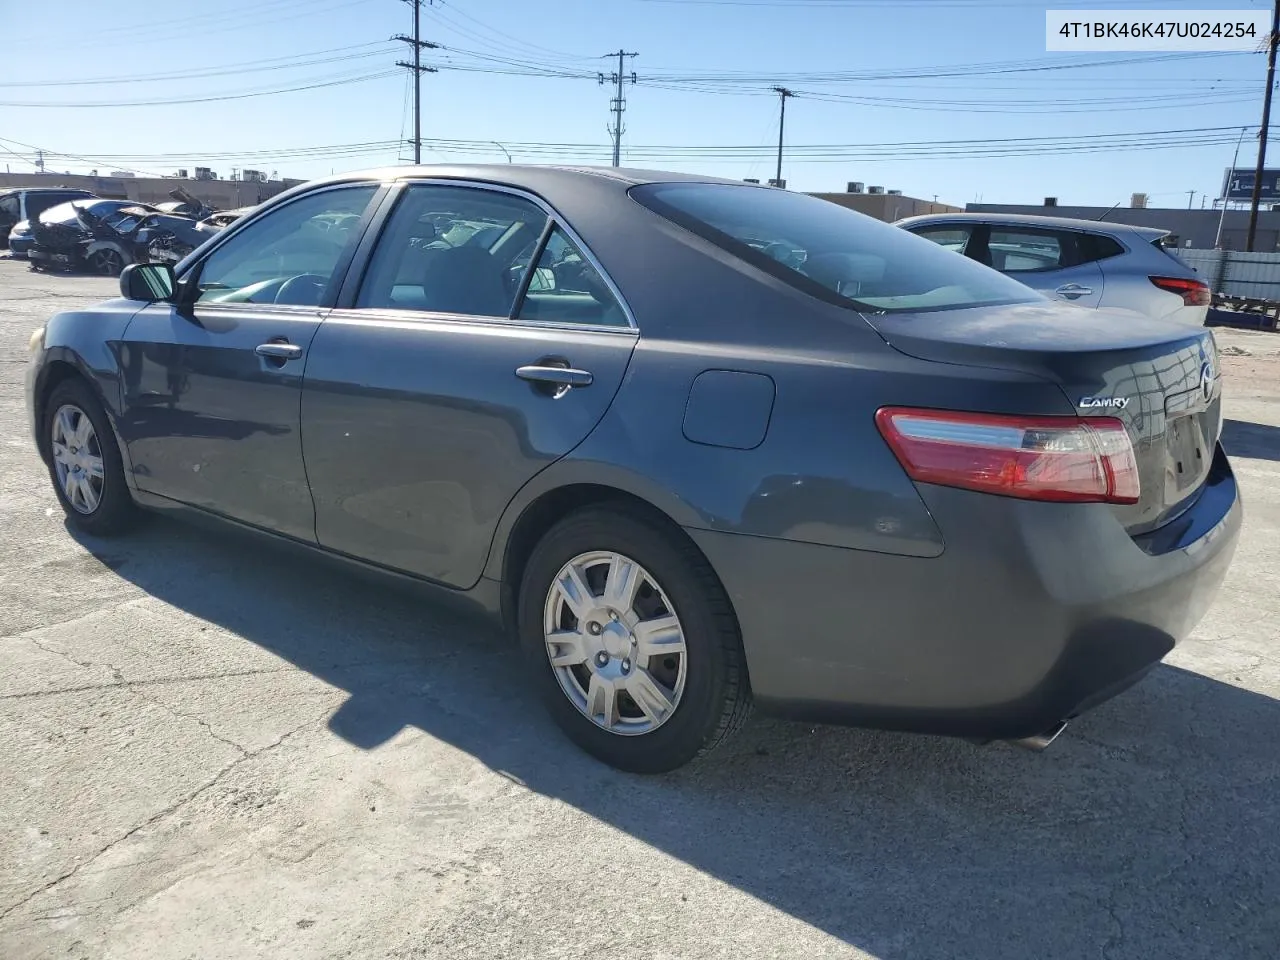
[{"left": 1095, "top": 200, "right": 1122, "bottom": 222}]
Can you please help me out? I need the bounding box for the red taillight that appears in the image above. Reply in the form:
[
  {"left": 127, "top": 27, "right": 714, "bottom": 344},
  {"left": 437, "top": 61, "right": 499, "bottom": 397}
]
[
  {"left": 1149, "top": 275, "right": 1211, "bottom": 307},
  {"left": 875, "top": 407, "right": 1140, "bottom": 505}
]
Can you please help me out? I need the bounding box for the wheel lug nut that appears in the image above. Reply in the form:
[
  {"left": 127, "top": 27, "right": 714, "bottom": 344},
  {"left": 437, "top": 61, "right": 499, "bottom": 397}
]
[
  {"left": 588, "top": 622, "right": 602, "bottom": 636},
  {"left": 609, "top": 610, "right": 618, "bottom": 621},
  {"left": 621, "top": 659, "right": 631, "bottom": 673},
  {"left": 596, "top": 652, "right": 609, "bottom": 666}
]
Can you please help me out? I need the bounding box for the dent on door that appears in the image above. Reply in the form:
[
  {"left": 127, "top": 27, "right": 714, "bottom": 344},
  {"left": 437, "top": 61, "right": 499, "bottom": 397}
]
[
  {"left": 300, "top": 315, "right": 636, "bottom": 587},
  {"left": 116, "top": 302, "right": 323, "bottom": 538}
]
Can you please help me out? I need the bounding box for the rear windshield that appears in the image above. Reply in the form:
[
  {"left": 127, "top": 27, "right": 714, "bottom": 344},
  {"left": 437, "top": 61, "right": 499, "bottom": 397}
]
[{"left": 631, "top": 182, "right": 1040, "bottom": 314}]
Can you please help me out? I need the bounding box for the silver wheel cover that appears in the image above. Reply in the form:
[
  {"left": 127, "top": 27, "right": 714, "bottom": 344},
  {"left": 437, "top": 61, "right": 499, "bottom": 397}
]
[
  {"left": 50, "top": 404, "right": 105, "bottom": 515},
  {"left": 543, "top": 550, "right": 689, "bottom": 736}
]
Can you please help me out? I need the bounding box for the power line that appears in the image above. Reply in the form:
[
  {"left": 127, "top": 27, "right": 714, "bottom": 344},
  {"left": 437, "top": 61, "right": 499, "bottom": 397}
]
[
  {"left": 0, "top": 43, "right": 395, "bottom": 88},
  {"left": 0, "top": 70, "right": 401, "bottom": 108}
]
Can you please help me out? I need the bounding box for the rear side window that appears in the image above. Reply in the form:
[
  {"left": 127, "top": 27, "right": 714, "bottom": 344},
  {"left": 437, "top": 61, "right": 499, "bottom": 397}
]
[
  {"left": 516, "top": 226, "right": 627, "bottom": 327},
  {"left": 1078, "top": 233, "right": 1125, "bottom": 263},
  {"left": 631, "top": 183, "right": 1037, "bottom": 315},
  {"left": 0, "top": 195, "right": 18, "bottom": 222}
]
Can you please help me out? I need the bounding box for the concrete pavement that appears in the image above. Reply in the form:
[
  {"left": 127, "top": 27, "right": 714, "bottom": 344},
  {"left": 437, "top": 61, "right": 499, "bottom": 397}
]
[{"left": 2, "top": 257, "right": 1278, "bottom": 959}]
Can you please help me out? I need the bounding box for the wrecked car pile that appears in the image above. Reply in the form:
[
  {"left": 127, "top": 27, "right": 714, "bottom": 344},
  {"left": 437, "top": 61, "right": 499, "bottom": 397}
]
[{"left": 27, "top": 189, "right": 241, "bottom": 276}]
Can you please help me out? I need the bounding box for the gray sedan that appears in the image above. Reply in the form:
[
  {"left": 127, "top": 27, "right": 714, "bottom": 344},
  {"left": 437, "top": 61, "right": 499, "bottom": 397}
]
[
  {"left": 896, "top": 212, "right": 1211, "bottom": 326},
  {"left": 24, "top": 167, "right": 1240, "bottom": 772}
]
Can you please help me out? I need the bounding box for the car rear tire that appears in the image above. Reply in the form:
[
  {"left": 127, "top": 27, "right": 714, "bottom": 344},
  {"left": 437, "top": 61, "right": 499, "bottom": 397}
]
[
  {"left": 43, "top": 379, "right": 138, "bottom": 537},
  {"left": 517, "top": 505, "right": 751, "bottom": 773}
]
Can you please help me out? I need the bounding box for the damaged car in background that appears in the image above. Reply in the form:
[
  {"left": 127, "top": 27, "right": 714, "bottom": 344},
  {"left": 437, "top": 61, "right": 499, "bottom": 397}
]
[{"left": 28, "top": 198, "right": 220, "bottom": 275}]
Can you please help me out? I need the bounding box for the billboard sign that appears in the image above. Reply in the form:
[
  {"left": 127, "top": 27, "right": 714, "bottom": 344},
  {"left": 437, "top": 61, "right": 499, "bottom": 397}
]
[{"left": 1223, "top": 168, "right": 1280, "bottom": 201}]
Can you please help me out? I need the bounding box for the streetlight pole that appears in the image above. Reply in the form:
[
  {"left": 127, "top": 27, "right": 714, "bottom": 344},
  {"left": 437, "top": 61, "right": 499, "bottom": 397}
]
[
  {"left": 491, "top": 141, "right": 512, "bottom": 163},
  {"left": 1216, "top": 126, "right": 1250, "bottom": 249}
]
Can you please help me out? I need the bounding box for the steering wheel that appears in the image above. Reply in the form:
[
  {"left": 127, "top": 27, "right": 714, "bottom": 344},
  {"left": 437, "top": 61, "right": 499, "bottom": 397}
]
[{"left": 274, "top": 274, "right": 328, "bottom": 306}]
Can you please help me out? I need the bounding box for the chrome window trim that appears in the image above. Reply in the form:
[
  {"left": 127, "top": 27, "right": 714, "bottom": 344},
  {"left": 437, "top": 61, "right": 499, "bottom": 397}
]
[
  {"left": 323, "top": 306, "right": 639, "bottom": 338},
  {"left": 392, "top": 176, "right": 639, "bottom": 330}
]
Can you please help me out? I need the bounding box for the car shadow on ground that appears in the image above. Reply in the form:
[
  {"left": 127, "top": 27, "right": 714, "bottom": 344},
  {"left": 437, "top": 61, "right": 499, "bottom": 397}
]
[
  {"left": 69, "top": 517, "right": 1280, "bottom": 959},
  {"left": 1222, "top": 417, "right": 1280, "bottom": 463}
]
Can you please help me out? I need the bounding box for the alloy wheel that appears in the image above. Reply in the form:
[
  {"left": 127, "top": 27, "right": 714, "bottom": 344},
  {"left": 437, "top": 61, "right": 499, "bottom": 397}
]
[
  {"left": 543, "top": 550, "right": 688, "bottom": 735},
  {"left": 89, "top": 249, "right": 125, "bottom": 276},
  {"left": 50, "top": 404, "right": 105, "bottom": 515}
]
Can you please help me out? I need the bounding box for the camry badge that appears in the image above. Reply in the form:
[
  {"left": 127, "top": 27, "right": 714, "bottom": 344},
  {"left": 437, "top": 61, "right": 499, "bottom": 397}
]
[{"left": 1079, "top": 396, "right": 1130, "bottom": 409}]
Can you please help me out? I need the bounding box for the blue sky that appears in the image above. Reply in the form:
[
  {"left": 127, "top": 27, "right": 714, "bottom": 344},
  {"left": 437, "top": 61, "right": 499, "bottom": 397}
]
[{"left": 2, "top": 0, "right": 1274, "bottom": 206}]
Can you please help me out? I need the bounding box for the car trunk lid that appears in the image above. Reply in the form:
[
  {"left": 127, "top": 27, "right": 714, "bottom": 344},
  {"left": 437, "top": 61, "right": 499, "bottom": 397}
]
[{"left": 864, "top": 301, "right": 1222, "bottom": 534}]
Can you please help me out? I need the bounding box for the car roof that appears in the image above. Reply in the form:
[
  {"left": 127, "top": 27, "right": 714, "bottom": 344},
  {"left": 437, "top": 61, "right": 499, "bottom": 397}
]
[
  {"left": 895, "top": 211, "right": 1169, "bottom": 241},
  {"left": 299, "top": 163, "right": 755, "bottom": 193},
  {"left": 0, "top": 186, "right": 93, "bottom": 196}
]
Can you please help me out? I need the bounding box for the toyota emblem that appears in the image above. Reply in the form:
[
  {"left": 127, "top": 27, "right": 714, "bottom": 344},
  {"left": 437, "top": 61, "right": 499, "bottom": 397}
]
[{"left": 1200, "top": 361, "right": 1215, "bottom": 403}]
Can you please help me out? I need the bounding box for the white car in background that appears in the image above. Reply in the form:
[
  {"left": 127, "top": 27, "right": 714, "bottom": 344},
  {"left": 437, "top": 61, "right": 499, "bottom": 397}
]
[{"left": 896, "top": 212, "right": 1210, "bottom": 326}]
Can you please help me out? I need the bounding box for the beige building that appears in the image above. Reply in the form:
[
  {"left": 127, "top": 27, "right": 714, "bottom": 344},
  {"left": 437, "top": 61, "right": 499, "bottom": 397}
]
[
  {"left": 0, "top": 171, "right": 302, "bottom": 211},
  {"left": 808, "top": 188, "right": 960, "bottom": 222}
]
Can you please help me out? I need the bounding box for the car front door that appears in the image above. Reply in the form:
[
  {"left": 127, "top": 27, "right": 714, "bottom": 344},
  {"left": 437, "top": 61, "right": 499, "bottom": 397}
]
[
  {"left": 115, "top": 183, "right": 380, "bottom": 539},
  {"left": 301, "top": 181, "right": 637, "bottom": 587},
  {"left": 979, "top": 224, "right": 1106, "bottom": 308}
]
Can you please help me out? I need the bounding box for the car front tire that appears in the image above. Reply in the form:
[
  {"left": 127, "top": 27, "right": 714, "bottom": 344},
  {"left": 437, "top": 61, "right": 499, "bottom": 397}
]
[
  {"left": 42, "top": 379, "right": 138, "bottom": 537},
  {"left": 518, "top": 505, "right": 751, "bottom": 773}
]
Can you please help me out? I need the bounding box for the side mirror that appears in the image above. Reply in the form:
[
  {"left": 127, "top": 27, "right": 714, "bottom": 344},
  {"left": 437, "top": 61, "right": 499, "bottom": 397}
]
[{"left": 120, "top": 262, "right": 176, "bottom": 302}]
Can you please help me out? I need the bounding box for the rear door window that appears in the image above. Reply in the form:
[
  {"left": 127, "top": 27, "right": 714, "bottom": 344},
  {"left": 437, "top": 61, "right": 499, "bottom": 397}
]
[
  {"left": 631, "top": 182, "right": 1037, "bottom": 314},
  {"left": 356, "top": 183, "right": 549, "bottom": 317},
  {"left": 985, "top": 227, "right": 1075, "bottom": 273}
]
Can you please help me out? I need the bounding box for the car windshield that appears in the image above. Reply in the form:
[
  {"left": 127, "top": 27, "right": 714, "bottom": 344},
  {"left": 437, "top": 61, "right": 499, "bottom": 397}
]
[{"left": 631, "top": 182, "right": 1040, "bottom": 314}]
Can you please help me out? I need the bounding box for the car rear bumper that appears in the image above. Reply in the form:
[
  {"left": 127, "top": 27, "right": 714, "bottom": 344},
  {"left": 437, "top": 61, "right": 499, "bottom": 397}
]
[
  {"left": 687, "top": 444, "right": 1241, "bottom": 741},
  {"left": 9, "top": 237, "right": 33, "bottom": 257}
]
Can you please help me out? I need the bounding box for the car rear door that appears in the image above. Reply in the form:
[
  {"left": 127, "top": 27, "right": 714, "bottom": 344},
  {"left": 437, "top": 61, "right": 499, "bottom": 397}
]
[
  {"left": 115, "top": 182, "right": 381, "bottom": 540},
  {"left": 979, "top": 224, "right": 1106, "bottom": 308},
  {"left": 301, "top": 180, "right": 637, "bottom": 588}
]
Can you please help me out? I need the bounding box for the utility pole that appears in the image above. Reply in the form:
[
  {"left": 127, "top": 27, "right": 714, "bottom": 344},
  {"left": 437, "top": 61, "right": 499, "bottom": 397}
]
[
  {"left": 1187, "top": 190, "right": 1197, "bottom": 209},
  {"left": 1246, "top": 0, "right": 1280, "bottom": 250},
  {"left": 34, "top": 149, "right": 44, "bottom": 173},
  {"left": 771, "top": 87, "right": 794, "bottom": 186},
  {"left": 599, "top": 50, "right": 638, "bottom": 167},
  {"left": 395, "top": 0, "right": 438, "bottom": 164}
]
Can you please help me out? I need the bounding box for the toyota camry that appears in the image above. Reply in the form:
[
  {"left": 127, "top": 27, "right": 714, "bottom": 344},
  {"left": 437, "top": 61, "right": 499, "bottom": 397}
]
[{"left": 25, "top": 166, "right": 1241, "bottom": 772}]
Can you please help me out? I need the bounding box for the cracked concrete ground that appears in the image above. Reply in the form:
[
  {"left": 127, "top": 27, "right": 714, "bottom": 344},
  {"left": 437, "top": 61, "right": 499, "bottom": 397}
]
[{"left": 1, "top": 256, "right": 1278, "bottom": 960}]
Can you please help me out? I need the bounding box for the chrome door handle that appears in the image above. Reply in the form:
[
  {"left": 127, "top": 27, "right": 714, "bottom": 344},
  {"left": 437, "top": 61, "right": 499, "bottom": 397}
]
[
  {"left": 515, "top": 365, "right": 593, "bottom": 388},
  {"left": 255, "top": 342, "right": 303, "bottom": 360},
  {"left": 1055, "top": 283, "right": 1093, "bottom": 300}
]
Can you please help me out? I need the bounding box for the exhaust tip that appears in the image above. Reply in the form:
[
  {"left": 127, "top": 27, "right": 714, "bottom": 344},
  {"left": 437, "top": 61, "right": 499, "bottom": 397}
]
[{"left": 1008, "top": 720, "right": 1068, "bottom": 752}]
